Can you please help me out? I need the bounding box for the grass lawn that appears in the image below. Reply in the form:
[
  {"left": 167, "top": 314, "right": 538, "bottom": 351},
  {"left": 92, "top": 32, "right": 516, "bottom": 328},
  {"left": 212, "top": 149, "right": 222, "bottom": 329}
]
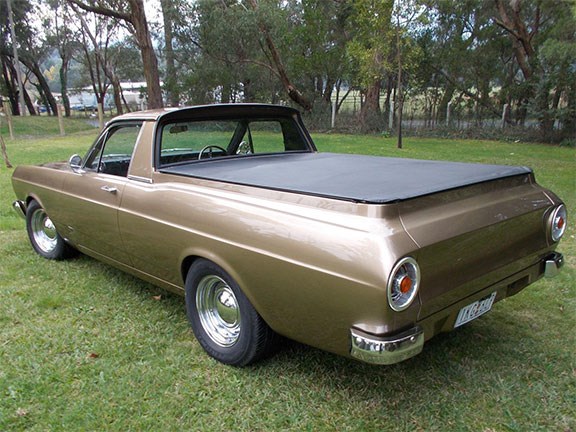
[{"left": 0, "top": 121, "right": 574, "bottom": 431}]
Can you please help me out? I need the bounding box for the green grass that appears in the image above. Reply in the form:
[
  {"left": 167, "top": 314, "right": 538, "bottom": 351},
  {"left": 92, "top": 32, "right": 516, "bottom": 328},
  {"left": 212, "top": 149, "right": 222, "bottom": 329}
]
[
  {"left": 0, "top": 115, "right": 97, "bottom": 138},
  {"left": 1, "top": 123, "right": 574, "bottom": 431}
]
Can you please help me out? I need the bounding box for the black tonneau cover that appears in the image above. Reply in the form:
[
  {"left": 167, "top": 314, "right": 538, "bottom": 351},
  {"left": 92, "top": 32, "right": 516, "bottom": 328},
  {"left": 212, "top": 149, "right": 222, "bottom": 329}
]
[{"left": 160, "top": 153, "right": 532, "bottom": 204}]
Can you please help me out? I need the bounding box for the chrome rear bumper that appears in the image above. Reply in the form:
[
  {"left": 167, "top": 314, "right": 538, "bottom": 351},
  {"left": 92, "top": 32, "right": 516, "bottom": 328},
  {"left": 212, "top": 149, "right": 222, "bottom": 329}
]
[
  {"left": 12, "top": 200, "right": 26, "bottom": 219},
  {"left": 350, "top": 326, "right": 424, "bottom": 365}
]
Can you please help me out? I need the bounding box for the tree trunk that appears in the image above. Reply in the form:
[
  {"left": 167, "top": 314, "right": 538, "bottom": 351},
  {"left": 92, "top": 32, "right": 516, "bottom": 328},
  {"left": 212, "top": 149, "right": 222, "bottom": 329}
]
[
  {"left": 221, "top": 85, "right": 231, "bottom": 104},
  {"left": 160, "top": 0, "right": 179, "bottom": 107},
  {"left": 437, "top": 82, "right": 455, "bottom": 123},
  {"left": 561, "top": 83, "right": 575, "bottom": 138},
  {"left": 359, "top": 80, "right": 381, "bottom": 129},
  {"left": 247, "top": 0, "right": 312, "bottom": 111},
  {"left": 34, "top": 83, "right": 51, "bottom": 114},
  {"left": 20, "top": 57, "right": 58, "bottom": 115},
  {"left": 243, "top": 79, "right": 254, "bottom": 102},
  {"left": 1, "top": 57, "right": 19, "bottom": 116},
  {"left": 110, "top": 74, "right": 124, "bottom": 115},
  {"left": 23, "top": 83, "right": 36, "bottom": 115},
  {"left": 535, "top": 78, "right": 553, "bottom": 134},
  {"left": 121, "top": 91, "right": 132, "bottom": 113},
  {"left": 494, "top": 0, "right": 537, "bottom": 82},
  {"left": 322, "top": 77, "right": 335, "bottom": 105},
  {"left": 129, "top": 0, "right": 163, "bottom": 109},
  {"left": 68, "top": 0, "right": 164, "bottom": 109},
  {"left": 383, "top": 76, "right": 394, "bottom": 127},
  {"left": 396, "top": 16, "right": 403, "bottom": 150},
  {"left": 59, "top": 57, "right": 71, "bottom": 117}
]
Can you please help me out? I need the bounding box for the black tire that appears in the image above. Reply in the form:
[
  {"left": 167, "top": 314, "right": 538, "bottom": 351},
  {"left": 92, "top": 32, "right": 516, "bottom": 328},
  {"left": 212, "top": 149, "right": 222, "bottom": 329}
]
[
  {"left": 185, "top": 259, "right": 277, "bottom": 366},
  {"left": 25, "top": 200, "right": 75, "bottom": 260}
]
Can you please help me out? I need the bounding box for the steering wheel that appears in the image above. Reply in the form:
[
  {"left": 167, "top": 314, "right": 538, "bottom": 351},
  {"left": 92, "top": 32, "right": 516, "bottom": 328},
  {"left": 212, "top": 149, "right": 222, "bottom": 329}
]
[
  {"left": 236, "top": 141, "right": 253, "bottom": 155},
  {"left": 198, "top": 145, "right": 227, "bottom": 160}
]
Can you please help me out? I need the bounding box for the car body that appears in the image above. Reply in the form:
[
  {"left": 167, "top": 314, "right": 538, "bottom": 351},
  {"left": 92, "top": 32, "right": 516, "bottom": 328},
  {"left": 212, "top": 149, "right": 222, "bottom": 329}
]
[{"left": 11, "top": 104, "right": 567, "bottom": 366}]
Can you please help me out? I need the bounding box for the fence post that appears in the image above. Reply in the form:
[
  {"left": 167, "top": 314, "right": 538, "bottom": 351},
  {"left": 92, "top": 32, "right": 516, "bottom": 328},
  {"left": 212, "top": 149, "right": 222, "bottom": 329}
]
[
  {"left": 97, "top": 102, "right": 105, "bottom": 130},
  {"left": 4, "top": 102, "right": 14, "bottom": 140},
  {"left": 57, "top": 104, "right": 65, "bottom": 136},
  {"left": 331, "top": 96, "right": 337, "bottom": 129},
  {"left": 501, "top": 103, "right": 509, "bottom": 129},
  {"left": 446, "top": 101, "right": 452, "bottom": 127},
  {"left": 388, "top": 98, "right": 394, "bottom": 130},
  {"left": 0, "top": 133, "right": 12, "bottom": 168}
]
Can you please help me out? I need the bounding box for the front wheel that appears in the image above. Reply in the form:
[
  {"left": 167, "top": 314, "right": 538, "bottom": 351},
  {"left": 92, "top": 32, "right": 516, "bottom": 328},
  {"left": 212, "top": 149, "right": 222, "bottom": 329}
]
[
  {"left": 25, "top": 200, "right": 75, "bottom": 260},
  {"left": 185, "top": 259, "right": 277, "bottom": 366}
]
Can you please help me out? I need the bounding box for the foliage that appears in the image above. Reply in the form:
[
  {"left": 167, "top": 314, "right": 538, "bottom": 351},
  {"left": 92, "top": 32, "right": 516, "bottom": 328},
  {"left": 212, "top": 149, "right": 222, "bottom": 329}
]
[
  {"left": 347, "top": 0, "right": 394, "bottom": 91},
  {"left": 0, "top": 0, "right": 575, "bottom": 141},
  {"left": 0, "top": 123, "right": 574, "bottom": 431}
]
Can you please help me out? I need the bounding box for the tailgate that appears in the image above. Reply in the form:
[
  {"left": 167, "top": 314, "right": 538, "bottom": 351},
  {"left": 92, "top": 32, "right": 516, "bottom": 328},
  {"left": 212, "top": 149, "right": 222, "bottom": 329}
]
[{"left": 397, "top": 174, "right": 553, "bottom": 319}]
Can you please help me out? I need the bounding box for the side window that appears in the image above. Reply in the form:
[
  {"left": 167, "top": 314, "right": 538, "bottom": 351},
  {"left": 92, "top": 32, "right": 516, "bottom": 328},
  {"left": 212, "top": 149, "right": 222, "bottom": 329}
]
[
  {"left": 239, "top": 120, "right": 307, "bottom": 154},
  {"left": 244, "top": 121, "right": 284, "bottom": 153},
  {"left": 84, "top": 123, "right": 142, "bottom": 177}
]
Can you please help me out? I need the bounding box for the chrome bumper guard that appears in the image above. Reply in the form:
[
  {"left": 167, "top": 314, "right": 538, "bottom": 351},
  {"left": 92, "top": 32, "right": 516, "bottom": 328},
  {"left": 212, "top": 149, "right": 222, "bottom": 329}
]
[
  {"left": 544, "top": 252, "right": 564, "bottom": 278},
  {"left": 12, "top": 200, "right": 26, "bottom": 219},
  {"left": 350, "top": 326, "right": 424, "bottom": 365}
]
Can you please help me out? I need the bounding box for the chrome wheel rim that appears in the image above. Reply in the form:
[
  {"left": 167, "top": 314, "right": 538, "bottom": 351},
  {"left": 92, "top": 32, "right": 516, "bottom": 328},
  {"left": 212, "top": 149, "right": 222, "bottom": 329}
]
[
  {"left": 30, "top": 208, "right": 58, "bottom": 253},
  {"left": 196, "top": 275, "right": 241, "bottom": 347}
]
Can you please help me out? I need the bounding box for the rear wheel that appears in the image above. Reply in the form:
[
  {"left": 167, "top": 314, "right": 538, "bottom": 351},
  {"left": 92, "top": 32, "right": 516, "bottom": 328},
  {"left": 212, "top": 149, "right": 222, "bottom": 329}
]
[
  {"left": 26, "top": 200, "right": 75, "bottom": 260},
  {"left": 185, "top": 259, "right": 277, "bottom": 366}
]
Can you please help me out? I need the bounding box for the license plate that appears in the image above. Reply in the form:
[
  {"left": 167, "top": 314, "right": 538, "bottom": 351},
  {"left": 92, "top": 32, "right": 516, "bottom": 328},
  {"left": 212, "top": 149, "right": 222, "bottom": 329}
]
[{"left": 454, "top": 292, "right": 497, "bottom": 328}]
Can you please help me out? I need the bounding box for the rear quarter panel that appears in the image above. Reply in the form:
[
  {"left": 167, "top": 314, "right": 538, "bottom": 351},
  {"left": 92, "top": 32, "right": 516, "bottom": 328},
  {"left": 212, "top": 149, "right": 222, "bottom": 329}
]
[
  {"left": 117, "top": 173, "right": 419, "bottom": 355},
  {"left": 398, "top": 174, "right": 559, "bottom": 320}
]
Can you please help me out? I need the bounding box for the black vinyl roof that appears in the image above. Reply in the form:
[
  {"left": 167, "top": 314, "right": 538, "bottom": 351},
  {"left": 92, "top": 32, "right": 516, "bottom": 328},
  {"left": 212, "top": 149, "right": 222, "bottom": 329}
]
[{"left": 161, "top": 152, "right": 532, "bottom": 204}]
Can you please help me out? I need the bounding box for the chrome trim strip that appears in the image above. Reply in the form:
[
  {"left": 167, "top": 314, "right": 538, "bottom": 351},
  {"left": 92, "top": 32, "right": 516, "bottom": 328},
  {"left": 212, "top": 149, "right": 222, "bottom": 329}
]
[
  {"left": 12, "top": 200, "right": 26, "bottom": 219},
  {"left": 128, "top": 175, "right": 153, "bottom": 184},
  {"left": 544, "top": 252, "right": 564, "bottom": 278},
  {"left": 350, "top": 326, "right": 424, "bottom": 365}
]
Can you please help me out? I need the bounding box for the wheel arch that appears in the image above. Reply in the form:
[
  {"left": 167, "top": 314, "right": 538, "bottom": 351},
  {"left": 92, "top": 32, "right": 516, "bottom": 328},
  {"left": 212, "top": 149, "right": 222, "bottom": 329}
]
[
  {"left": 25, "top": 194, "right": 44, "bottom": 209},
  {"left": 179, "top": 250, "right": 267, "bottom": 325},
  {"left": 180, "top": 252, "right": 244, "bottom": 289}
]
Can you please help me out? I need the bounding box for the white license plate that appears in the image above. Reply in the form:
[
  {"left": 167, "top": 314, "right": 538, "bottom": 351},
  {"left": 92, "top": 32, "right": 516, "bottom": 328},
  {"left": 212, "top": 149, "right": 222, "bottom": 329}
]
[{"left": 454, "top": 292, "right": 497, "bottom": 328}]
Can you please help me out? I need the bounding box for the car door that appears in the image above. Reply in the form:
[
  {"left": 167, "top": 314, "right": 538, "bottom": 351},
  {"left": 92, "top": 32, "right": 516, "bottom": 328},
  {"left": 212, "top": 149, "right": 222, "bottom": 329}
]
[{"left": 59, "top": 122, "right": 143, "bottom": 265}]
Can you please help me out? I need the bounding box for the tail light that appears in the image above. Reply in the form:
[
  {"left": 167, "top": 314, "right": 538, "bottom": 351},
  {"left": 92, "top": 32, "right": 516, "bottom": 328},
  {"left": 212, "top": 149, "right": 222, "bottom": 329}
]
[
  {"left": 550, "top": 204, "right": 567, "bottom": 242},
  {"left": 387, "top": 257, "right": 420, "bottom": 312}
]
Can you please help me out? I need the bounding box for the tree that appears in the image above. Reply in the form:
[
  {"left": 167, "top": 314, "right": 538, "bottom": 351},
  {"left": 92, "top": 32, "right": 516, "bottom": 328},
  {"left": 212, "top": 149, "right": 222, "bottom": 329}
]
[
  {"left": 494, "top": 0, "right": 576, "bottom": 137},
  {"left": 292, "top": 0, "right": 353, "bottom": 115},
  {"left": 70, "top": 5, "right": 118, "bottom": 126},
  {"left": 45, "top": 0, "right": 79, "bottom": 117},
  {"left": 538, "top": 14, "right": 576, "bottom": 136},
  {"left": 0, "top": 0, "right": 58, "bottom": 115},
  {"left": 246, "top": 0, "right": 312, "bottom": 110},
  {"left": 185, "top": 0, "right": 312, "bottom": 109},
  {"left": 68, "top": 0, "right": 163, "bottom": 109},
  {"left": 347, "top": 0, "right": 395, "bottom": 129},
  {"left": 393, "top": 1, "right": 423, "bottom": 148},
  {"left": 160, "top": 0, "right": 179, "bottom": 107}
]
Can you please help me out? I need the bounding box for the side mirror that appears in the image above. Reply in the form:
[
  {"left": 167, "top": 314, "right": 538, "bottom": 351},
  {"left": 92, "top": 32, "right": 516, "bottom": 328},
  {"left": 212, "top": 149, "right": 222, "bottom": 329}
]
[{"left": 68, "top": 154, "right": 83, "bottom": 173}]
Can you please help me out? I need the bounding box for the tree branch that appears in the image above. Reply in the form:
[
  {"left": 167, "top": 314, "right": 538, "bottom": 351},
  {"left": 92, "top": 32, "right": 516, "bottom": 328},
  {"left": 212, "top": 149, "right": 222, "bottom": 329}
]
[
  {"left": 433, "top": 65, "right": 512, "bottom": 123},
  {"left": 66, "top": 0, "right": 131, "bottom": 23}
]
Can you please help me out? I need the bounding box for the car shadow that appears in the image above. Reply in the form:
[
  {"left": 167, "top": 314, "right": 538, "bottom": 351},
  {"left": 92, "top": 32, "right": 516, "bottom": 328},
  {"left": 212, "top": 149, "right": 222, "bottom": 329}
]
[{"left": 69, "top": 255, "right": 561, "bottom": 415}]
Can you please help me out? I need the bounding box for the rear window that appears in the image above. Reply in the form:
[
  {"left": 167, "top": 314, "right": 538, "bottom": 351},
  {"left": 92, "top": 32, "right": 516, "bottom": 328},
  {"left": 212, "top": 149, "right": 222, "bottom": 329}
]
[{"left": 159, "top": 118, "right": 308, "bottom": 166}]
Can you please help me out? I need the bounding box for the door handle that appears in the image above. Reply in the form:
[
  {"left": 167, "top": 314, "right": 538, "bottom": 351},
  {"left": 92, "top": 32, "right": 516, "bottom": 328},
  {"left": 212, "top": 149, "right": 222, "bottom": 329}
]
[{"left": 101, "top": 185, "right": 118, "bottom": 194}]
